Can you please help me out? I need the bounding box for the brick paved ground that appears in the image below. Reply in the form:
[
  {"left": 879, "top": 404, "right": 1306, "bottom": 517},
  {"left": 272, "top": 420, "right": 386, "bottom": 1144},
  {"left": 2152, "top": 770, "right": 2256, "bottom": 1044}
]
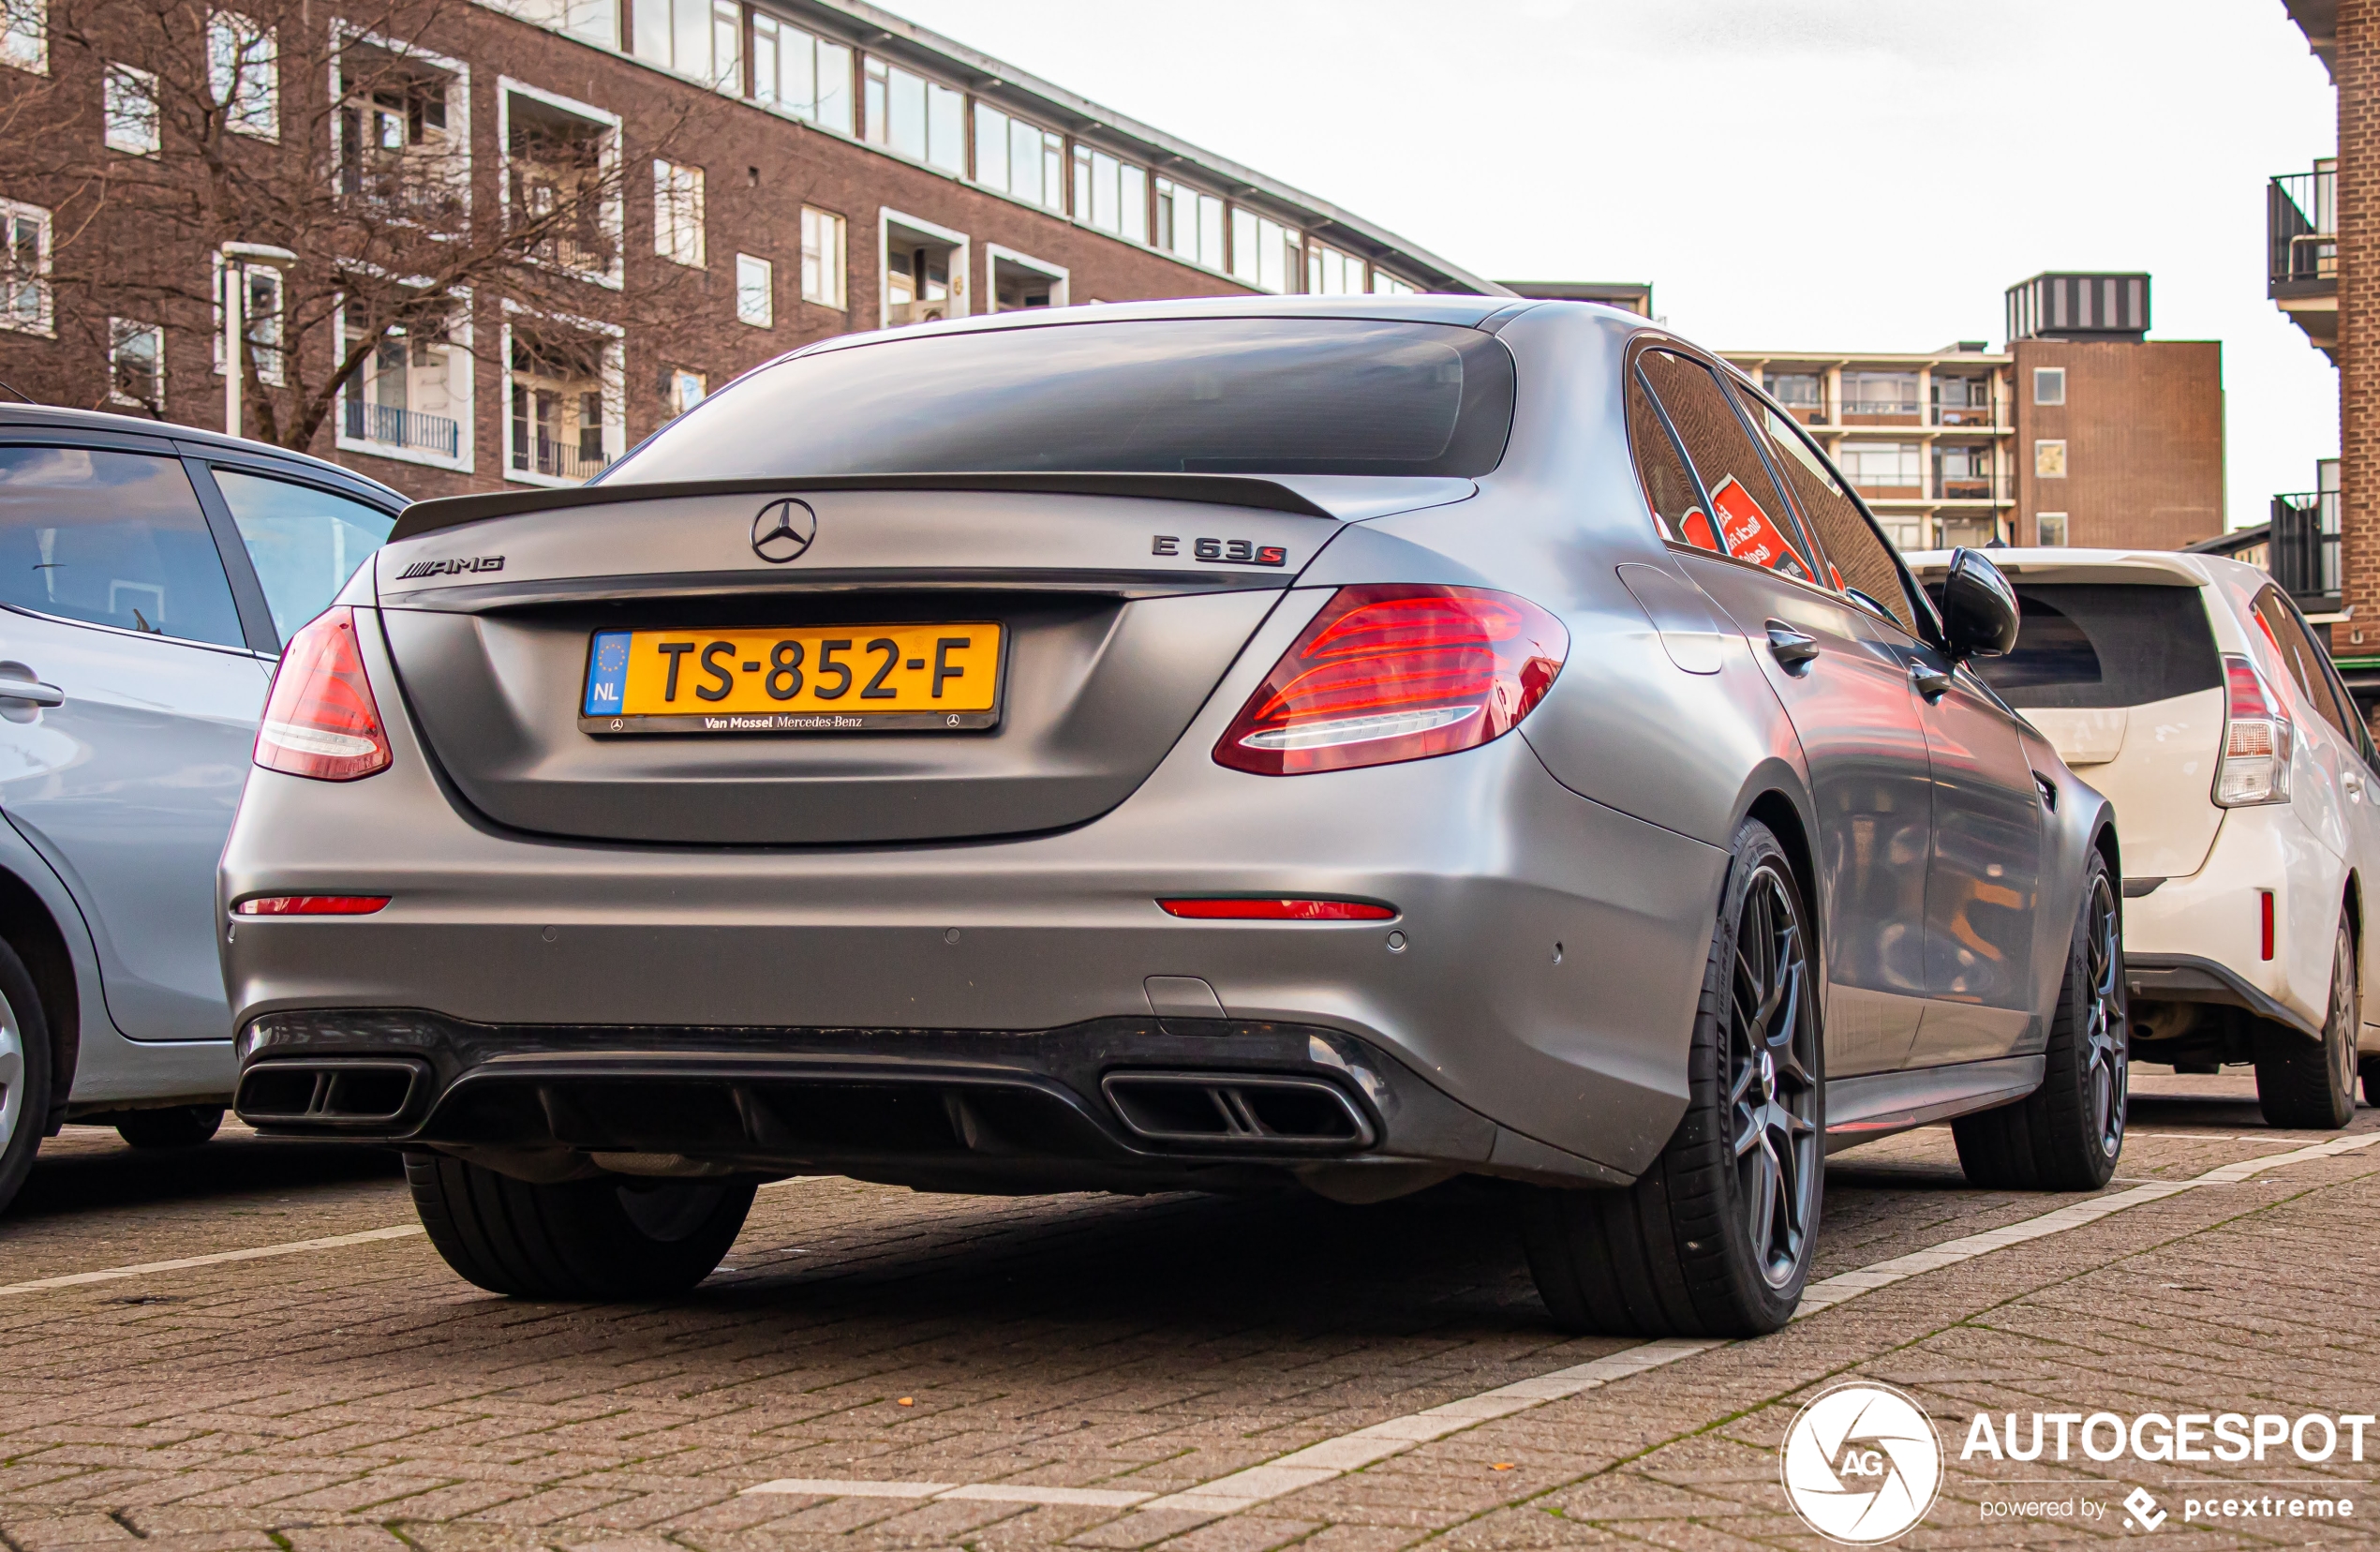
[{"left": 0, "top": 1072, "right": 2373, "bottom": 1551}]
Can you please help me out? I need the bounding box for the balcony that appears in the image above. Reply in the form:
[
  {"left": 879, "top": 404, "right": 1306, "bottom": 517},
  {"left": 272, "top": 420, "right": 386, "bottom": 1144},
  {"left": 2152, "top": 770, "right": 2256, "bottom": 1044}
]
[
  {"left": 1932, "top": 403, "right": 1996, "bottom": 427},
  {"left": 513, "top": 432, "right": 609, "bottom": 482},
  {"left": 2268, "top": 165, "right": 2338, "bottom": 360},
  {"left": 344, "top": 397, "right": 460, "bottom": 457},
  {"left": 2271, "top": 488, "right": 2341, "bottom": 608},
  {"left": 1840, "top": 398, "right": 1922, "bottom": 426}
]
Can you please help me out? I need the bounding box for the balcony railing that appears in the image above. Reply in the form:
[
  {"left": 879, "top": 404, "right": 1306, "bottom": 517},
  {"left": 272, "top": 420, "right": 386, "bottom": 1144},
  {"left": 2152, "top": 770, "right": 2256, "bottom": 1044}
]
[
  {"left": 2269, "top": 169, "right": 2337, "bottom": 287},
  {"left": 2271, "top": 489, "right": 2340, "bottom": 601},
  {"left": 513, "top": 432, "right": 610, "bottom": 482},
  {"left": 343, "top": 397, "right": 460, "bottom": 457},
  {"left": 339, "top": 154, "right": 469, "bottom": 220},
  {"left": 1841, "top": 398, "right": 1923, "bottom": 420},
  {"left": 1932, "top": 404, "right": 1996, "bottom": 426}
]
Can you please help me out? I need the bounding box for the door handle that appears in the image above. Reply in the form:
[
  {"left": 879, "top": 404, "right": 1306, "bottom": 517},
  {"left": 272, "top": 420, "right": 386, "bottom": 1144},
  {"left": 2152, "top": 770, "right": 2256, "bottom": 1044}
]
[
  {"left": 1910, "top": 662, "right": 1954, "bottom": 702},
  {"left": 0, "top": 679, "right": 63, "bottom": 708},
  {"left": 1764, "top": 620, "right": 1820, "bottom": 672}
]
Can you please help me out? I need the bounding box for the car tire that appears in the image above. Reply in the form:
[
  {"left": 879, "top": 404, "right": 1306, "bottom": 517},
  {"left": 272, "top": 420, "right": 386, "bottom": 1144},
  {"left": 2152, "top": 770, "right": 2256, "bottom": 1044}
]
[
  {"left": 1522, "top": 819, "right": 1823, "bottom": 1336},
  {"left": 114, "top": 1106, "right": 225, "bottom": 1150},
  {"left": 2253, "top": 914, "right": 2358, "bottom": 1130},
  {"left": 406, "top": 1153, "right": 755, "bottom": 1299},
  {"left": 0, "top": 936, "right": 52, "bottom": 1218},
  {"left": 1954, "top": 849, "right": 2127, "bottom": 1190}
]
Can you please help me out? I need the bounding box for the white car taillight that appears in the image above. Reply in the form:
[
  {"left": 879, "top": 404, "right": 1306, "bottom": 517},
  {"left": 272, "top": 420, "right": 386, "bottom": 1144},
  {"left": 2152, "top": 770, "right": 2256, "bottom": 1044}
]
[
  {"left": 2213, "top": 653, "right": 2290, "bottom": 807},
  {"left": 255, "top": 607, "right": 393, "bottom": 782}
]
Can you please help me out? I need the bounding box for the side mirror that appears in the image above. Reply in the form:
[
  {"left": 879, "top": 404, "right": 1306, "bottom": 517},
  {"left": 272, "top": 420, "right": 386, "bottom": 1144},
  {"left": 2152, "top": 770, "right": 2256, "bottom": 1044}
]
[{"left": 1940, "top": 547, "right": 2019, "bottom": 661}]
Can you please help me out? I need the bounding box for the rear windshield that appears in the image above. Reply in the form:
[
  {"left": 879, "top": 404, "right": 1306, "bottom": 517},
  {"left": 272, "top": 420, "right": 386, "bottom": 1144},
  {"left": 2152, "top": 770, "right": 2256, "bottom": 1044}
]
[
  {"left": 602, "top": 318, "right": 1516, "bottom": 481},
  {"left": 1958, "top": 581, "right": 2223, "bottom": 709}
]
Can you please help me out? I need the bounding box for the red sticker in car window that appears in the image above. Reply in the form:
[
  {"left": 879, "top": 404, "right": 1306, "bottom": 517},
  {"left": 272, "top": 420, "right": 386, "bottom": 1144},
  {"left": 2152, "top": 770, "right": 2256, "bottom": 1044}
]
[
  {"left": 1679, "top": 507, "right": 1720, "bottom": 552},
  {"left": 1709, "top": 475, "right": 1808, "bottom": 579}
]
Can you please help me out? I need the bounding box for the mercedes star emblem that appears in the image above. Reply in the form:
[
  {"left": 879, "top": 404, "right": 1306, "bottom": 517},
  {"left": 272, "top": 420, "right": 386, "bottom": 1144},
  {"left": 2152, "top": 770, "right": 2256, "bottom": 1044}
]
[{"left": 751, "top": 498, "right": 817, "bottom": 563}]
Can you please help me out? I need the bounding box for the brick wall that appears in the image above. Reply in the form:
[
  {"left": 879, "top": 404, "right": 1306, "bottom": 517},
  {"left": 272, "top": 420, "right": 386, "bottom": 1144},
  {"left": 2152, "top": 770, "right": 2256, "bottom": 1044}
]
[
  {"left": 0, "top": 4, "right": 1260, "bottom": 501},
  {"left": 2011, "top": 338, "right": 2224, "bottom": 549},
  {"left": 2341, "top": 1, "right": 2380, "bottom": 667}
]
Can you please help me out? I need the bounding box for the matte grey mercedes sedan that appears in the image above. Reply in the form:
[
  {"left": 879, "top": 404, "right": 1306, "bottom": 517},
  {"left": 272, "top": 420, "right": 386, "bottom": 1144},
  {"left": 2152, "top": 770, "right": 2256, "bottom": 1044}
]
[{"left": 221, "top": 296, "right": 2126, "bottom": 1336}]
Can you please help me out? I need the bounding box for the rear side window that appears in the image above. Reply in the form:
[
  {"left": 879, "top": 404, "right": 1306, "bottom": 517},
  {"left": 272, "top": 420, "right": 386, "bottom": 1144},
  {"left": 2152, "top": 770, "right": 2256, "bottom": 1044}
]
[
  {"left": 1633, "top": 349, "right": 1820, "bottom": 585},
  {"left": 1624, "top": 366, "right": 1712, "bottom": 548},
  {"left": 210, "top": 468, "right": 394, "bottom": 645},
  {"left": 604, "top": 319, "right": 1517, "bottom": 480},
  {"left": 1731, "top": 386, "right": 1921, "bottom": 638},
  {"left": 0, "top": 445, "right": 245, "bottom": 648},
  {"left": 2252, "top": 587, "right": 2352, "bottom": 739},
  {"left": 1966, "top": 582, "right": 2222, "bottom": 709}
]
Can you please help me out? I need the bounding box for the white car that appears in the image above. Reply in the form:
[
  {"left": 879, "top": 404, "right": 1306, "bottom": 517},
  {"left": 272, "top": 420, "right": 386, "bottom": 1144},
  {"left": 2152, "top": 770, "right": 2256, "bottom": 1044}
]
[{"left": 1911, "top": 548, "right": 2377, "bottom": 1127}]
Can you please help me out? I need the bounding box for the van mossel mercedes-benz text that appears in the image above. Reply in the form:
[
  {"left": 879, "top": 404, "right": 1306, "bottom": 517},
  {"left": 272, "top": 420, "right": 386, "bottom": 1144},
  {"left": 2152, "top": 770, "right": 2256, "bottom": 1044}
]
[{"left": 221, "top": 297, "right": 2125, "bottom": 1336}]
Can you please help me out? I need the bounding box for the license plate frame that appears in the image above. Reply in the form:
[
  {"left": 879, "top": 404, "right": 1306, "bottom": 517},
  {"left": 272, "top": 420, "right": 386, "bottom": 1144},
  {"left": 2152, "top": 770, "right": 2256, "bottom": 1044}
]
[{"left": 578, "top": 623, "right": 1005, "bottom": 736}]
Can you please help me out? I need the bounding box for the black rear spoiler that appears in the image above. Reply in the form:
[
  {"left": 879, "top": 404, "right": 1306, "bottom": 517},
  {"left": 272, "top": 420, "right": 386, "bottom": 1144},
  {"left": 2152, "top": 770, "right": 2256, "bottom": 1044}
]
[{"left": 391, "top": 471, "right": 1334, "bottom": 542}]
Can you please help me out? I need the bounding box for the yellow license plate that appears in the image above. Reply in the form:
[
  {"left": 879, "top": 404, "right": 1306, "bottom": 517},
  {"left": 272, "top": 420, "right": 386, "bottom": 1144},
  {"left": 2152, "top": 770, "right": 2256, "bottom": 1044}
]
[{"left": 580, "top": 623, "right": 1003, "bottom": 734}]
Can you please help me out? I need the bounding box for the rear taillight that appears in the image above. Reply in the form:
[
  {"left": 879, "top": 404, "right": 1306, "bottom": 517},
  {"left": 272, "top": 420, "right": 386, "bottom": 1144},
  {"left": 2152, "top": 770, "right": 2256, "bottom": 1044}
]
[
  {"left": 234, "top": 895, "right": 390, "bottom": 916},
  {"left": 1214, "top": 586, "right": 1568, "bottom": 776},
  {"left": 255, "top": 607, "right": 392, "bottom": 782},
  {"left": 2213, "top": 653, "right": 2291, "bottom": 807}
]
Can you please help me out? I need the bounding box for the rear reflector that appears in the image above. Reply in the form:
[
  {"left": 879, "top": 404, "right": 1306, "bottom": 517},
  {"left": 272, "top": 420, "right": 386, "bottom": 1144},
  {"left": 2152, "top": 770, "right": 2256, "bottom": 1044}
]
[
  {"left": 1158, "top": 898, "right": 1396, "bottom": 921},
  {"left": 234, "top": 895, "right": 390, "bottom": 917},
  {"left": 2260, "top": 889, "right": 2276, "bottom": 962},
  {"left": 2213, "top": 653, "right": 2291, "bottom": 807},
  {"left": 1214, "top": 585, "right": 1568, "bottom": 776},
  {"left": 256, "top": 607, "right": 392, "bottom": 782}
]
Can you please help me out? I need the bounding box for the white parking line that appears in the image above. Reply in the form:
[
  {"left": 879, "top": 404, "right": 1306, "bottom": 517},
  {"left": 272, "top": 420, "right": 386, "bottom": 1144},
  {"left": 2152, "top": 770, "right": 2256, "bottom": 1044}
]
[
  {"left": 0, "top": 1224, "right": 424, "bottom": 1298},
  {"left": 745, "top": 1130, "right": 2380, "bottom": 1520}
]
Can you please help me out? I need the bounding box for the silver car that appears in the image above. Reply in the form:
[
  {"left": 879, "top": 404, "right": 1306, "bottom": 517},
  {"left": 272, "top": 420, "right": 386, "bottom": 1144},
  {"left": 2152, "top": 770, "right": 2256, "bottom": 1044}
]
[
  {"left": 0, "top": 407, "right": 399, "bottom": 1215},
  {"left": 221, "top": 298, "right": 2122, "bottom": 1335}
]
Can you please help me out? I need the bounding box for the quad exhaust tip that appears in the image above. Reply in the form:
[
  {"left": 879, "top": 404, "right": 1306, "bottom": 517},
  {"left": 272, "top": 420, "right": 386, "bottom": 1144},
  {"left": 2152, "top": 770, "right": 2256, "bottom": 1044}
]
[
  {"left": 1101, "top": 1071, "right": 1374, "bottom": 1150},
  {"left": 235, "top": 1058, "right": 430, "bottom": 1128}
]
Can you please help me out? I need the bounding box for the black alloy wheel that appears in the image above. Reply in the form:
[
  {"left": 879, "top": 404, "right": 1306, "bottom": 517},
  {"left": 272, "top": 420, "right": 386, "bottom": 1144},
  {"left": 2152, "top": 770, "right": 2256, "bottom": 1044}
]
[
  {"left": 1729, "top": 863, "right": 1822, "bottom": 1291},
  {"left": 2254, "top": 913, "right": 2359, "bottom": 1129},
  {"left": 1955, "top": 849, "right": 2127, "bottom": 1189},
  {"left": 1524, "top": 818, "right": 1825, "bottom": 1336}
]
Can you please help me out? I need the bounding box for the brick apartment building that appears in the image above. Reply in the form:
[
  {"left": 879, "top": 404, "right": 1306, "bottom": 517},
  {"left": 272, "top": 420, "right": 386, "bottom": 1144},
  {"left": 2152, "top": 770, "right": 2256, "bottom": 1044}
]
[
  {"left": 0, "top": 0, "right": 1497, "bottom": 500},
  {"left": 1720, "top": 272, "right": 2224, "bottom": 555}
]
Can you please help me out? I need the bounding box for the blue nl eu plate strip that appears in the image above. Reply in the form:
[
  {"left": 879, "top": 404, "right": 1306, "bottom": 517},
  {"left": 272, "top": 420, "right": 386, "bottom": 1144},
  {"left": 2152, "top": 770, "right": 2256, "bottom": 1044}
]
[{"left": 584, "top": 630, "right": 632, "bottom": 717}]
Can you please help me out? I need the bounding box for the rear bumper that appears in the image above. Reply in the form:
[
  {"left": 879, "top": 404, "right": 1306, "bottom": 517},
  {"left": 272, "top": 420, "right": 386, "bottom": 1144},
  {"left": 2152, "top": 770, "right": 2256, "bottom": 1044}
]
[
  {"left": 2124, "top": 953, "right": 2320, "bottom": 1040},
  {"left": 232, "top": 1009, "right": 1630, "bottom": 1192},
  {"left": 2119, "top": 802, "right": 2341, "bottom": 1036}
]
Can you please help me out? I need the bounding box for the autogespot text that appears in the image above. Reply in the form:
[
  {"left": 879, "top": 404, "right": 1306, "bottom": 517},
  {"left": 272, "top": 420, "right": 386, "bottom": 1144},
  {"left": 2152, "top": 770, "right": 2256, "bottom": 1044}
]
[{"left": 1962, "top": 1410, "right": 2376, "bottom": 1463}]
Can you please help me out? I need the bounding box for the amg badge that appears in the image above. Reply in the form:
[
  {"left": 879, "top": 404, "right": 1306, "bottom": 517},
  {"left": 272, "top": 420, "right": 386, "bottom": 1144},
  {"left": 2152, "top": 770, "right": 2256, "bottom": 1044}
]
[{"left": 395, "top": 555, "right": 506, "bottom": 579}]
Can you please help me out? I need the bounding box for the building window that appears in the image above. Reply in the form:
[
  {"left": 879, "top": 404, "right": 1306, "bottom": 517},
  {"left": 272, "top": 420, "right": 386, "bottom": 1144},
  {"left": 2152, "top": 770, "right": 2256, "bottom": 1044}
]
[
  {"left": 973, "top": 102, "right": 1064, "bottom": 213},
  {"left": 1229, "top": 209, "right": 1299, "bottom": 293},
  {"left": 2034, "top": 439, "right": 2067, "bottom": 478},
  {"left": 2, "top": 0, "right": 45, "bottom": 74},
  {"left": 1154, "top": 177, "right": 1223, "bottom": 270},
  {"left": 211, "top": 256, "right": 284, "bottom": 382},
  {"left": 863, "top": 56, "right": 962, "bottom": 173},
  {"left": 751, "top": 16, "right": 851, "bottom": 134},
  {"left": 800, "top": 206, "right": 845, "bottom": 307},
  {"left": 0, "top": 200, "right": 51, "bottom": 336},
  {"left": 1070, "top": 145, "right": 1147, "bottom": 242},
  {"left": 736, "top": 252, "right": 772, "bottom": 327},
  {"left": 632, "top": 0, "right": 738, "bottom": 93},
  {"left": 666, "top": 366, "right": 705, "bottom": 417},
  {"left": 653, "top": 158, "right": 704, "bottom": 267},
  {"left": 508, "top": 323, "right": 619, "bottom": 485},
  {"left": 1935, "top": 444, "right": 1994, "bottom": 500},
  {"left": 1766, "top": 372, "right": 1822, "bottom": 409},
  {"left": 485, "top": 0, "right": 616, "bottom": 50},
  {"left": 1307, "top": 240, "right": 1364, "bottom": 296},
  {"left": 336, "top": 43, "right": 466, "bottom": 221},
  {"left": 505, "top": 82, "right": 621, "bottom": 285},
  {"left": 1840, "top": 370, "right": 1919, "bottom": 418},
  {"left": 1932, "top": 374, "right": 1993, "bottom": 425},
  {"left": 1369, "top": 270, "right": 1415, "bottom": 296},
  {"left": 207, "top": 11, "right": 277, "bottom": 139},
  {"left": 2032, "top": 366, "right": 2065, "bottom": 406},
  {"left": 109, "top": 319, "right": 164, "bottom": 409},
  {"left": 2036, "top": 512, "right": 2069, "bottom": 546},
  {"left": 1837, "top": 440, "right": 1922, "bottom": 494},
  {"left": 104, "top": 63, "right": 159, "bottom": 154},
  {"left": 340, "top": 297, "right": 469, "bottom": 465}
]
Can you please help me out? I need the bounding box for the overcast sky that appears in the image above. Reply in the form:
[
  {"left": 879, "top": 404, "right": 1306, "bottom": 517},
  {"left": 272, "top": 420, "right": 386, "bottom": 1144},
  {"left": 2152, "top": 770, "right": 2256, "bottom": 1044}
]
[{"left": 889, "top": 0, "right": 2337, "bottom": 530}]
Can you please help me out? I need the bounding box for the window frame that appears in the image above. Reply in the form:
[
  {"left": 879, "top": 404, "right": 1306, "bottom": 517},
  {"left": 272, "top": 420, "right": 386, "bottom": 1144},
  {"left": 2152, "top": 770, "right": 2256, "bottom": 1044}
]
[
  {"left": 107, "top": 318, "right": 165, "bottom": 410},
  {"left": 0, "top": 197, "right": 52, "bottom": 337},
  {"left": 332, "top": 286, "right": 475, "bottom": 474},
  {"left": 498, "top": 77, "right": 624, "bottom": 291},
  {"left": 499, "top": 304, "right": 625, "bottom": 489},
  {"left": 2034, "top": 438, "right": 2067, "bottom": 478},
  {"left": 798, "top": 204, "right": 846, "bottom": 308},
  {"left": 2035, "top": 511, "right": 2069, "bottom": 546},
  {"left": 2032, "top": 366, "right": 2066, "bottom": 406},
  {"left": 103, "top": 61, "right": 160, "bottom": 155},
  {"left": 206, "top": 10, "right": 278, "bottom": 140},
  {"left": 652, "top": 157, "right": 705, "bottom": 268},
  {"left": 734, "top": 251, "right": 773, "bottom": 327},
  {"left": 2, "top": 0, "right": 47, "bottom": 74}
]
